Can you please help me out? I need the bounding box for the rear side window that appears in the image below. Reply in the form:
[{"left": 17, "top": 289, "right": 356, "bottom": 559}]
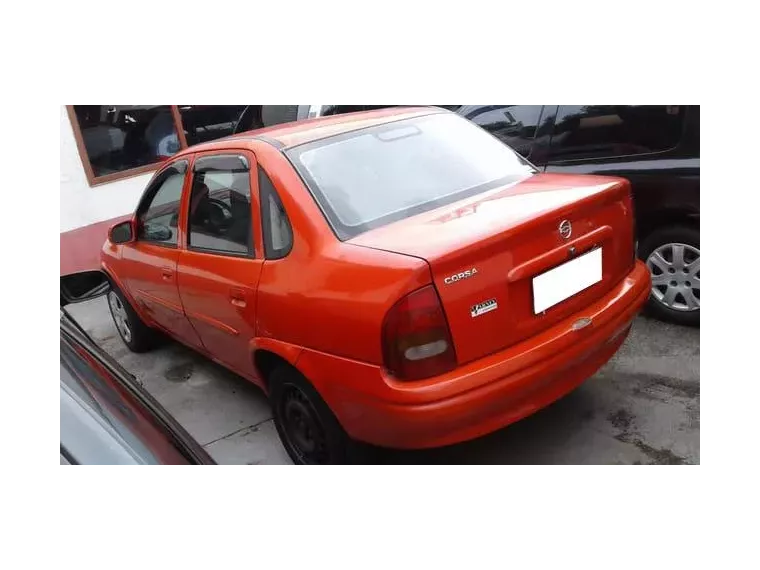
[
  {"left": 286, "top": 113, "right": 534, "bottom": 240},
  {"left": 188, "top": 155, "right": 253, "bottom": 257},
  {"left": 550, "top": 105, "right": 685, "bottom": 161},
  {"left": 463, "top": 105, "right": 543, "bottom": 157},
  {"left": 259, "top": 167, "right": 293, "bottom": 259}
]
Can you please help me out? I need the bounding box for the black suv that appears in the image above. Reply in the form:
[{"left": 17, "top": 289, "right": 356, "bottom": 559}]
[{"left": 457, "top": 105, "right": 700, "bottom": 326}]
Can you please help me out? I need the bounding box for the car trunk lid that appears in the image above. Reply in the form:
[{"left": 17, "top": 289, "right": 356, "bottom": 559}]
[{"left": 350, "top": 173, "right": 635, "bottom": 365}]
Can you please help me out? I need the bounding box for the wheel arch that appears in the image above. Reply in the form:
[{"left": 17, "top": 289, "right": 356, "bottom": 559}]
[
  {"left": 637, "top": 208, "right": 699, "bottom": 245},
  {"left": 100, "top": 261, "right": 142, "bottom": 313},
  {"left": 250, "top": 338, "right": 304, "bottom": 393}
]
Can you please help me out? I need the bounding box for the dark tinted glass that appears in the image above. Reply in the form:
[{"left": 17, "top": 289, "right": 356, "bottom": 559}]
[
  {"left": 551, "top": 105, "right": 685, "bottom": 161},
  {"left": 233, "top": 106, "right": 303, "bottom": 133},
  {"left": 463, "top": 105, "right": 543, "bottom": 157},
  {"left": 178, "top": 106, "right": 247, "bottom": 146},
  {"left": 322, "top": 105, "right": 360, "bottom": 116},
  {"left": 188, "top": 165, "right": 253, "bottom": 256},
  {"left": 73, "top": 105, "right": 180, "bottom": 177}
]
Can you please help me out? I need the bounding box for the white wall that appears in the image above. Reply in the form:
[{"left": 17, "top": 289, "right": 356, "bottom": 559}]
[{"left": 60, "top": 106, "right": 154, "bottom": 233}]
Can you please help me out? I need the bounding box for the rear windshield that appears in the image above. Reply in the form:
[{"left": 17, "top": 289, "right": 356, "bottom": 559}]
[{"left": 286, "top": 112, "right": 536, "bottom": 240}]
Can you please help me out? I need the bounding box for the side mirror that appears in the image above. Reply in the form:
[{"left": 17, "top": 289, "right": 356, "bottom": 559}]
[
  {"left": 61, "top": 271, "right": 110, "bottom": 306},
  {"left": 109, "top": 220, "right": 134, "bottom": 244}
]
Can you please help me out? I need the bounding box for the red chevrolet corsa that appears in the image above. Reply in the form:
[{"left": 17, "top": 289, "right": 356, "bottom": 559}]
[{"left": 101, "top": 107, "right": 650, "bottom": 464}]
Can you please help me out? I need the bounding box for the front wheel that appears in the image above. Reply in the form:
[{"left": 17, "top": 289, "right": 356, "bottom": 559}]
[
  {"left": 639, "top": 225, "right": 700, "bottom": 327},
  {"left": 107, "top": 287, "right": 158, "bottom": 352}
]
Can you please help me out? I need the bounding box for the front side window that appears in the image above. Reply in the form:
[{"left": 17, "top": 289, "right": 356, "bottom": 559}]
[
  {"left": 72, "top": 105, "right": 180, "bottom": 178},
  {"left": 550, "top": 105, "right": 685, "bottom": 161},
  {"left": 136, "top": 163, "right": 186, "bottom": 246},
  {"left": 188, "top": 157, "right": 253, "bottom": 257},
  {"left": 287, "top": 112, "right": 535, "bottom": 239}
]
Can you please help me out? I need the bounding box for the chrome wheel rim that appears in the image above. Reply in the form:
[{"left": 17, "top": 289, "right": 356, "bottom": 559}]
[
  {"left": 108, "top": 291, "right": 132, "bottom": 342},
  {"left": 646, "top": 242, "right": 700, "bottom": 312}
]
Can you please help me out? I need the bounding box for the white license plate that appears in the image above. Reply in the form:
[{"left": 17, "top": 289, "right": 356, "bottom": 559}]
[{"left": 532, "top": 248, "right": 602, "bottom": 314}]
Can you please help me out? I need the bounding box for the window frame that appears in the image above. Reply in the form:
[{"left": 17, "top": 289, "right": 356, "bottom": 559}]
[
  {"left": 134, "top": 159, "right": 189, "bottom": 249},
  {"left": 186, "top": 154, "right": 257, "bottom": 259}
]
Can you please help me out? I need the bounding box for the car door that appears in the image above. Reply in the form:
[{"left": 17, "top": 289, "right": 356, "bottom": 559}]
[
  {"left": 119, "top": 160, "right": 204, "bottom": 350},
  {"left": 176, "top": 151, "right": 264, "bottom": 379},
  {"left": 543, "top": 105, "right": 694, "bottom": 225}
]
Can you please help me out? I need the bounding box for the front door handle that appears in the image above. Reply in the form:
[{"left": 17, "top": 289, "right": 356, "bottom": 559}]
[
  {"left": 230, "top": 287, "right": 247, "bottom": 308},
  {"left": 161, "top": 266, "right": 174, "bottom": 281}
]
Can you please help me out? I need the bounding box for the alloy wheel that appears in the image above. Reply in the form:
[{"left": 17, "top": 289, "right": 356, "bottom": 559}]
[
  {"left": 646, "top": 242, "right": 700, "bottom": 312},
  {"left": 108, "top": 291, "right": 133, "bottom": 342}
]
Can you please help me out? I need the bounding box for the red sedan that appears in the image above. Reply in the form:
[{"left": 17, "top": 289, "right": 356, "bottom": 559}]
[{"left": 100, "top": 107, "right": 650, "bottom": 464}]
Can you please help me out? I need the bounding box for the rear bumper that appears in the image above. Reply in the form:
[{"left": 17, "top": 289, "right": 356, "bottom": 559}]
[{"left": 299, "top": 260, "right": 651, "bottom": 449}]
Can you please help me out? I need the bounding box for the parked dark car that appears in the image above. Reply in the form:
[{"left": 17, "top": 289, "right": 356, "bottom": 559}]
[
  {"left": 60, "top": 271, "right": 215, "bottom": 465},
  {"left": 457, "top": 105, "right": 700, "bottom": 326}
]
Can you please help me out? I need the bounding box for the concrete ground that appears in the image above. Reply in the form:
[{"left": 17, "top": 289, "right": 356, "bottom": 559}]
[{"left": 67, "top": 298, "right": 700, "bottom": 464}]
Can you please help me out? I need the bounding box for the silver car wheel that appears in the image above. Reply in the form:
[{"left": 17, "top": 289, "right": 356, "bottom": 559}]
[
  {"left": 108, "top": 291, "right": 132, "bottom": 342},
  {"left": 646, "top": 242, "right": 700, "bottom": 312}
]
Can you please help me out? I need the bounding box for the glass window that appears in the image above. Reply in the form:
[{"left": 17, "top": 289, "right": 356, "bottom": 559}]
[
  {"left": 72, "top": 105, "right": 180, "bottom": 177},
  {"left": 551, "top": 105, "right": 685, "bottom": 161},
  {"left": 137, "top": 165, "right": 186, "bottom": 246},
  {"left": 188, "top": 163, "right": 253, "bottom": 256},
  {"left": 286, "top": 113, "right": 535, "bottom": 240},
  {"left": 259, "top": 168, "right": 293, "bottom": 259},
  {"left": 464, "top": 105, "right": 543, "bottom": 156},
  {"left": 178, "top": 106, "right": 247, "bottom": 146}
]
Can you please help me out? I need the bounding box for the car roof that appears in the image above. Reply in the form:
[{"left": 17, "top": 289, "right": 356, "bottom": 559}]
[{"left": 179, "top": 106, "right": 444, "bottom": 156}]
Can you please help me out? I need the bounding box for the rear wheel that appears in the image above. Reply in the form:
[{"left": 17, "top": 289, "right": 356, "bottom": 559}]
[
  {"left": 107, "top": 287, "right": 158, "bottom": 352},
  {"left": 639, "top": 225, "right": 700, "bottom": 326},
  {"left": 269, "top": 366, "right": 358, "bottom": 464}
]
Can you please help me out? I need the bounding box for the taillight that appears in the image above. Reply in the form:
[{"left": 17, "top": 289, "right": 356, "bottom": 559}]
[{"left": 382, "top": 285, "right": 457, "bottom": 380}]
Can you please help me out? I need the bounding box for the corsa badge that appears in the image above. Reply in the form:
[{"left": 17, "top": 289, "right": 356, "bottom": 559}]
[{"left": 444, "top": 267, "right": 478, "bottom": 285}]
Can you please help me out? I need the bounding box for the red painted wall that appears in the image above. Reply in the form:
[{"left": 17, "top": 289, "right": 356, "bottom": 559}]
[{"left": 60, "top": 215, "right": 130, "bottom": 275}]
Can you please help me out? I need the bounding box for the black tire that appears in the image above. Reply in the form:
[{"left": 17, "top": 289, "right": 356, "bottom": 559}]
[
  {"left": 269, "top": 366, "right": 362, "bottom": 465},
  {"left": 106, "top": 285, "right": 158, "bottom": 352},
  {"left": 638, "top": 225, "right": 700, "bottom": 327}
]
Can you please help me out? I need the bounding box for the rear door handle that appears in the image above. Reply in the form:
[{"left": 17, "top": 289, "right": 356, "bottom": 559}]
[{"left": 230, "top": 287, "right": 247, "bottom": 308}]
